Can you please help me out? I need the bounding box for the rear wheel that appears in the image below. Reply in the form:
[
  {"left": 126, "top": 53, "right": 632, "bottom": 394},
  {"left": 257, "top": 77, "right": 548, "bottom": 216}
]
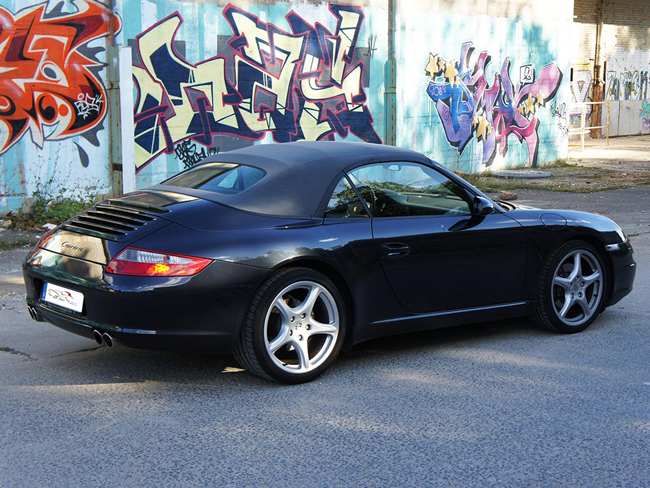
[
  {"left": 234, "top": 268, "right": 346, "bottom": 383},
  {"left": 533, "top": 240, "right": 607, "bottom": 333}
]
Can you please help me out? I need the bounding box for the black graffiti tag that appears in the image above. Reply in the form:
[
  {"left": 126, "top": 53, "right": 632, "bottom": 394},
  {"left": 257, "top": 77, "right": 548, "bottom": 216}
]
[
  {"left": 550, "top": 101, "right": 569, "bottom": 136},
  {"left": 174, "top": 140, "right": 219, "bottom": 169}
]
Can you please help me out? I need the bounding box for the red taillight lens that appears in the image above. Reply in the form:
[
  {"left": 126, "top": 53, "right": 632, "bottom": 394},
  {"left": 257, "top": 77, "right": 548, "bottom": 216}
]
[
  {"left": 106, "top": 248, "right": 212, "bottom": 277},
  {"left": 26, "top": 228, "right": 58, "bottom": 261},
  {"left": 37, "top": 228, "right": 58, "bottom": 247}
]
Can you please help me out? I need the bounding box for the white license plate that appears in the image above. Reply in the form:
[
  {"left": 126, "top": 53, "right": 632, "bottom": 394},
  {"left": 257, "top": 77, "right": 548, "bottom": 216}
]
[{"left": 42, "top": 283, "right": 84, "bottom": 313}]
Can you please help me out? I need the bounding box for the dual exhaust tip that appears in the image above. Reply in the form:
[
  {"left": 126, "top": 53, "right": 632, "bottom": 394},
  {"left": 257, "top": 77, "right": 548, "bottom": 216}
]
[
  {"left": 92, "top": 330, "right": 115, "bottom": 348},
  {"left": 27, "top": 305, "right": 44, "bottom": 322},
  {"left": 27, "top": 304, "right": 115, "bottom": 348}
]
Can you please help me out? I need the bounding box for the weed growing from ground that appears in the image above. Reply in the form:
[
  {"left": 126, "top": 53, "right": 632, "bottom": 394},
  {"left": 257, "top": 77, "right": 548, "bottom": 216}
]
[{"left": 10, "top": 185, "right": 102, "bottom": 230}]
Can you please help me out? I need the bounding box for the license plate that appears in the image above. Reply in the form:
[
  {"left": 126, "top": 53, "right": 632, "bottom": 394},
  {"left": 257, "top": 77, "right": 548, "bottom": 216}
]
[{"left": 42, "top": 282, "right": 84, "bottom": 313}]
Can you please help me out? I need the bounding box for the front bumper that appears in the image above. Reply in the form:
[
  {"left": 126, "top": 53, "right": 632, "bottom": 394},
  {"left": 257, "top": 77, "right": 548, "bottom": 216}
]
[
  {"left": 23, "top": 249, "right": 269, "bottom": 352},
  {"left": 607, "top": 239, "right": 636, "bottom": 306}
]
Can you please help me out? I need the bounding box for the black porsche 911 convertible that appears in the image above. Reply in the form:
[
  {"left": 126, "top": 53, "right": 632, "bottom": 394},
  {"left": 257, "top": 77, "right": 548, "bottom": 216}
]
[{"left": 23, "top": 142, "right": 636, "bottom": 383}]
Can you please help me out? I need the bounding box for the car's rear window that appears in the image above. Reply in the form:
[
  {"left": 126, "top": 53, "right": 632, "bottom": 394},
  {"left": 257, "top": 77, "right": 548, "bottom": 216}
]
[{"left": 162, "top": 162, "right": 266, "bottom": 195}]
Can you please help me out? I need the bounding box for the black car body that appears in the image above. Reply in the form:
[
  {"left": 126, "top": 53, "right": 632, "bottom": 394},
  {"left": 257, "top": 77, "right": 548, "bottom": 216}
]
[{"left": 23, "top": 142, "right": 636, "bottom": 383}]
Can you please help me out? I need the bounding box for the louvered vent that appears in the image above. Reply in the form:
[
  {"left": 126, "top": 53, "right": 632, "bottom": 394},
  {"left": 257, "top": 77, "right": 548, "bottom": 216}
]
[{"left": 62, "top": 200, "right": 169, "bottom": 241}]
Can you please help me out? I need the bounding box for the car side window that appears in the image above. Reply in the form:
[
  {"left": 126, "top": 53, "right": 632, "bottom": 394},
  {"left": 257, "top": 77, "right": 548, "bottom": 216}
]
[
  {"left": 323, "top": 177, "right": 369, "bottom": 219},
  {"left": 347, "top": 162, "right": 471, "bottom": 218}
]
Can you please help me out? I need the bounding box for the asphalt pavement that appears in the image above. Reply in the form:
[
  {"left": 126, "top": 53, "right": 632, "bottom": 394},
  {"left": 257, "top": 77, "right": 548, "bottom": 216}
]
[{"left": 1, "top": 187, "right": 649, "bottom": 488}]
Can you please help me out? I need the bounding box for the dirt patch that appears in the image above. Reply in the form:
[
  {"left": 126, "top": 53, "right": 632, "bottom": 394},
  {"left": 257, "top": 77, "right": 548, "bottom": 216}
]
[
  {"left": 462, "top": 164, "right": 650, "bottom": 193},
  {"left": 462, "top": 135, "right": 650, "bottom": 194},
  {"left": 0, "top": 229, "right": 42, "bottom": 251}
]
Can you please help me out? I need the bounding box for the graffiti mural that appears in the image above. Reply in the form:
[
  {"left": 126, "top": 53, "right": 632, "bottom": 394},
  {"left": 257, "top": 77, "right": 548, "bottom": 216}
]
[
  {"left": 640, "top": 100, "right": 650, "bottom": 130},
  {"left": 133, "top": 4, "right": 380, "bottom": 172},
  {"left": 606, "top": 69, "right": 649, "bottom": 101},
  {"left": 0, "top": 0, "right": 121, "bottom": 155},
  {"left": 570, "top": 68, "right": 593, "bottom": 118},
  {"left": 424, "top": 42, "right": 562, "bottom": 167}
]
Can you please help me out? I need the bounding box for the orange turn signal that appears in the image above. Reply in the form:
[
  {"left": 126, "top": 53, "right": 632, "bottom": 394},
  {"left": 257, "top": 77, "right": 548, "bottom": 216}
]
[{"left": 106, "top": 248, "right": 212, "bottom": 277}]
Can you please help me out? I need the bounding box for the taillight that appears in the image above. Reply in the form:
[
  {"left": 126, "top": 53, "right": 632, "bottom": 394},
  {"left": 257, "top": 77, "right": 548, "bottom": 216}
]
[
  {"left": 106, "top": 248, "right": 212, "bottom": 277},
  {"left": 37, "top": 228, "right": 58, "bottom": 248},
  {"left": 26, "top": 228, "right": 58, "bottom": 261}
]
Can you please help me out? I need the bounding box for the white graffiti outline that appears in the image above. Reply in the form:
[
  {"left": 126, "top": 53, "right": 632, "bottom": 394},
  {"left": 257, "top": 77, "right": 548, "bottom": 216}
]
[{"left": 74, "top": 93, "right": 104, "bottom": 120}]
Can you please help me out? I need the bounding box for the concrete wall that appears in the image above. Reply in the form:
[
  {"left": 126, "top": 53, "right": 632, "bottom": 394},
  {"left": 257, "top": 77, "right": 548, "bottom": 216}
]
[{"left": 1, "top": 0, "right": 573, "bottom": 212}]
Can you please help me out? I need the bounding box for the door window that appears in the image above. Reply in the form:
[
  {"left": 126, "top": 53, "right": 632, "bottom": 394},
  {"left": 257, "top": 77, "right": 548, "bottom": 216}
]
[
  {"left": 323, "top": 177, "right": 369, "bottom": 219},
  {"left": 347, "top": 163, "right": 471, "bottom": 218}
]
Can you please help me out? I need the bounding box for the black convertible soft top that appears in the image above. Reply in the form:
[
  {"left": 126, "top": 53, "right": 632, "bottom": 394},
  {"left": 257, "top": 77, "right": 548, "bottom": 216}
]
[{"left": 153, "top": 141, "right": 434, "bottom": 218}]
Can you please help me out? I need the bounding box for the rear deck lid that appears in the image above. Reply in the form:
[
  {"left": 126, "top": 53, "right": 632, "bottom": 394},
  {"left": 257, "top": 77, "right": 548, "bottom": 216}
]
[
  {"left": 41, "top": 193, "right": 180, "bottom": 263},
  {"left": 41, "top": 190, "right": 317, "bottom": 263}
]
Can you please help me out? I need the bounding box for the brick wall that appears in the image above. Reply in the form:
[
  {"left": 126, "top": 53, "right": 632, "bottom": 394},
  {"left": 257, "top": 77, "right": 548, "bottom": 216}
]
[
  {"left": 602, "top": 0, "right": 650, "bottom": 54},
  {"left": 573, "top": 0, "right": 650, "bottom": 136},
  {"left": 573, "top": 0, "right": 599, "bottom": 63}
]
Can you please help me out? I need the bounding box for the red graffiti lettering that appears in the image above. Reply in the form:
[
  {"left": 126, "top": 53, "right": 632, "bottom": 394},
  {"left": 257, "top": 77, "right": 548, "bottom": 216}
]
[{"left": 0, "top": 1, "right": 121, "bottom": 153}]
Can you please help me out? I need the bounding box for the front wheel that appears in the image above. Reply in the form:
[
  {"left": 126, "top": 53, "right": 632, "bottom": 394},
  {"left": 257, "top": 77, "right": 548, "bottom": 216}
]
[
  {"left": 234, "top": 268, "right": 346, "bottom": 383},
  {"left": 533, "top": 240, "right": 608, "bottom": 333}
]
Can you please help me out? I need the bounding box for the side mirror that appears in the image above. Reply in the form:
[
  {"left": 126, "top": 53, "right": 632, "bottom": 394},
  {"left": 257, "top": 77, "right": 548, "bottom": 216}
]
[{"left": 473, "top": 196, "right": 495, "bottom": 216}]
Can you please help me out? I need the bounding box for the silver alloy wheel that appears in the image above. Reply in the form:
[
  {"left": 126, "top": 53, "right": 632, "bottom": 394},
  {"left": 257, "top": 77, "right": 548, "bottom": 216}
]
[
  {"left": 551, "top": 249, "right": 603, "bottom": 326},
  {"left": 263, "top": 280, "right": 340, "bottom": 374}
]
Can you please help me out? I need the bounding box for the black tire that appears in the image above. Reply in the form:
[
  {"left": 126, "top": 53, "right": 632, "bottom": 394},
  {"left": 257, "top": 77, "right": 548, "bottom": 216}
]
[
  {"left": 234, "top": 267, "right": 346, "bottom": 384},
  {"left": 533, "top": 240, "right": 608, "bottom": 333}
]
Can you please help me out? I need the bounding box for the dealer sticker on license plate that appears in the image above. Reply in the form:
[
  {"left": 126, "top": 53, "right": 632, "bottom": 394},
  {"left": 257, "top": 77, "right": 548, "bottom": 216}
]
[{"left": 42, "top": 282, "right": 84, "bottom": 313}]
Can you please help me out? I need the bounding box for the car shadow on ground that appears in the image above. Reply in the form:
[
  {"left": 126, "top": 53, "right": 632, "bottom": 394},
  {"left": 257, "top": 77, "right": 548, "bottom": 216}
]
[
  {"left": 343, "top": 317, "right": 541, "bottom": 360},
  {"left": 4, "top": 316, "right": 553, "bottom": 390}
]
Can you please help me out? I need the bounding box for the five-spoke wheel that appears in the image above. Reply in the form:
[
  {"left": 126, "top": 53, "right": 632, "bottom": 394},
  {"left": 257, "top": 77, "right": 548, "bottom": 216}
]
[
  {"left": 264, "top": 281, "right": 340, "bottom": 374},
  {"left": 234, "top": 268, "right": 346, "bottom": 383},
  {"left": 551, "top": 249, "right": 603, "bottom": 326},
  {"left": 534, "top": 240, "right": 608, "bottom": 333}
]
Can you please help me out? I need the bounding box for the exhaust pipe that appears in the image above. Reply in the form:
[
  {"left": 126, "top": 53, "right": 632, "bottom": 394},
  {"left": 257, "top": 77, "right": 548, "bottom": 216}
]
[
  {"left": 102, "top": 333, "right": 114, "bottom": 348},
  {"left": 92, "top": 330, "right": 104, "bottom": 346},
  {"left": 27, "top": 305, "right": 44, "bottom": 322}
]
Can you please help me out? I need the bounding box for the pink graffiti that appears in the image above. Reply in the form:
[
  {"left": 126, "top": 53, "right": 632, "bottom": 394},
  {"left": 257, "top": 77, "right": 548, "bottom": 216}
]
[{"left": 425, "top": 42, "right": 563, "bottom": 167}]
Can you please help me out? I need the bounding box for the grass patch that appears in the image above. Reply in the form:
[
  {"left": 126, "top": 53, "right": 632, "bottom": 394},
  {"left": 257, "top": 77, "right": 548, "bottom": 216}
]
[
  {"left": 9, "top": 187, "right": 101, "bottom": 230},
  {"left": 0, "top": 347, "right": 33, "bottom": 359},
  {"left": 0, "top": 236, "right": 32, "bottom": 251},
  {"left": 539, "top": 159, "right": 572, "bottom": 169}
]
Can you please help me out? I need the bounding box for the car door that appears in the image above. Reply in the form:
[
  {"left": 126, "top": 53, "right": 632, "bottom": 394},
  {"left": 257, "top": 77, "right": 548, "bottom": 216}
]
[{"left": 348, "top": 162, "right": 527, "bottom": 314}]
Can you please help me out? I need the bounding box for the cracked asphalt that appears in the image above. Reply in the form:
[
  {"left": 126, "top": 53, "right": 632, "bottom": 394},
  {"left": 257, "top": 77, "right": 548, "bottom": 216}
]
[{"left": 1, "top": 187, "right": 649, "bottom": 488}]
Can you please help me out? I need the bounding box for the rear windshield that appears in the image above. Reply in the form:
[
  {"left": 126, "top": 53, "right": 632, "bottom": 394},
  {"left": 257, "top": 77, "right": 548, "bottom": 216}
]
[{"left": 162, "top": 162, "right": 266, "bottom": 195}]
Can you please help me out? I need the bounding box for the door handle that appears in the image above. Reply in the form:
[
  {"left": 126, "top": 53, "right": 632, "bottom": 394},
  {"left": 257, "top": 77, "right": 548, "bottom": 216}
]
[{"left": 381, "top": 242, "right": 411, "bottom": 258}]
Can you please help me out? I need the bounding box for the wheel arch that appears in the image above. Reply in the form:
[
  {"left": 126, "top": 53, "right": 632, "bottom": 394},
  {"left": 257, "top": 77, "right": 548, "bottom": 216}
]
[
  {"left": 273, "top": 258, "right": 356, "bottom": 351},
  {"left": 555, "top": 233, "right": 614, "bottom": 306}
]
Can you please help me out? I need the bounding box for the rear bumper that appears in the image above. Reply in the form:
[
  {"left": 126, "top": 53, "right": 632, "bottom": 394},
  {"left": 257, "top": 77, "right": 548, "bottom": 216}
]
[
  {"left": 27, "top": 302, "right": 236, "bottom": 350},
  {"left": 23, "top": 249, "right": 269, "bottom": 353},
  {"left": 607, "top": 239, "right": 636, "bottom": 306}
]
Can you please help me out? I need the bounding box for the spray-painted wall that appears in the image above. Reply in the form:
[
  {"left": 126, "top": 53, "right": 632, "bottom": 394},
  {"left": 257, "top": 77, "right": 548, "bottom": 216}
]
[
  {"left": 0, "top": 0, "right": 120, "bottom": 214},
  {"left": 398, "top": 2, "right": 571, "bottom": 173},
  {"left": 112, "top": 0, "right": 388, "bottom": 188},
  {"left": 604, "top": 49, "right": 650, "bottom": 136},
  {"left": 1, "top": 0, "right": 573, "bottom": 212},
  {"left": 601, "top": 0, "right": 650, "bottom": 136}
]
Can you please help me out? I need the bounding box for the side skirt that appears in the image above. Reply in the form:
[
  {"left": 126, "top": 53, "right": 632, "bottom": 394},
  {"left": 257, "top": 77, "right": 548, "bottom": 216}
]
[{"left": 352, "top": 301, "right": 535, "bottom": 345}]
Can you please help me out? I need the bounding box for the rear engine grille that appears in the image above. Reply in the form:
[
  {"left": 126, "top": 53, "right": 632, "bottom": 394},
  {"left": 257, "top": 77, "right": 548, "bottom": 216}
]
[{"left": 62, "top": 200, "right": 169, "bottom": 241}]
